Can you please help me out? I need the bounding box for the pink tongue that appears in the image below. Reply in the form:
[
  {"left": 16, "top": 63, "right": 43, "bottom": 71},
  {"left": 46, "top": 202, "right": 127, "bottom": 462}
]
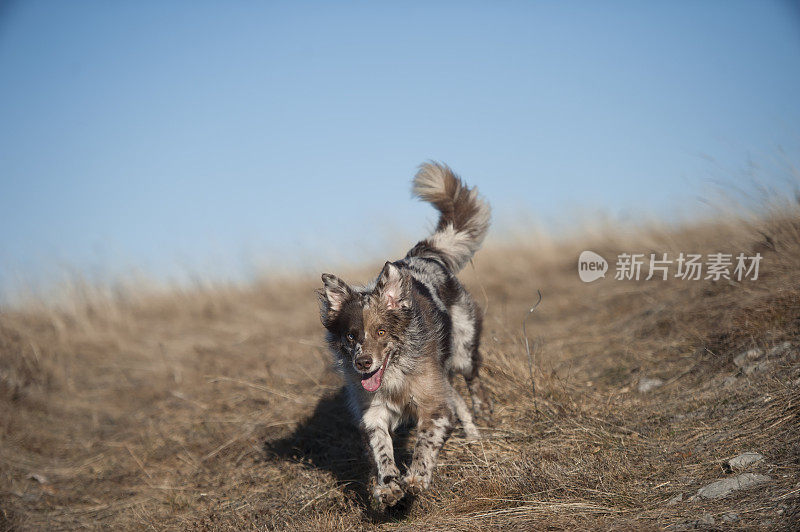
[{"left": 361, "top": 366, "right": 384, "bottom": 392}]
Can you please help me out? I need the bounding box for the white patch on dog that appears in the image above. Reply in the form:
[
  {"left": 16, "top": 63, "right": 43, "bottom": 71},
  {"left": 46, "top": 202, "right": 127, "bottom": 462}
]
[{"left": 448, "top": 304, "right": 474, "bottom": 374}]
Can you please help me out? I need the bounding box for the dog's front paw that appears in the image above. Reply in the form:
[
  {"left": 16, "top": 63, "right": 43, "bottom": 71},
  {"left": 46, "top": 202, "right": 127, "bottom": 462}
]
[
  {"left": 372, "top": 478, "right": 404, "bottom": 507},
  {"left": 401, "top": 472, "right": 429, "bottom": 496}
]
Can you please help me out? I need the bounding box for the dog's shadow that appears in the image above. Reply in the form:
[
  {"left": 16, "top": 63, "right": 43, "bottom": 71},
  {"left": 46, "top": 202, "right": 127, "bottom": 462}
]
[{"left": 263, "top": 387, "right": 416, "bottom": 522}]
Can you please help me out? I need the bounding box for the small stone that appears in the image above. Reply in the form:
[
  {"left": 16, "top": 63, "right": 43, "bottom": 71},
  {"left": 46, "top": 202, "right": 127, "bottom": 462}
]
[
  {"left": 693, "top": 473, "right": 770, "bottom": 499},
  {"left": 743, "top": 360, "right": 772, "bottom": 376},
  {"left": 725, "top": 452, "right": 764, "bottom": 472},
  {"left": 27, "top": 473, "right": 48, "bottom": 484},
  {"left": 638, "top": 377, "right": 664, "bottom": 393},
  {"left": 734, "top": 348, "right": 763, "bottom": 367},
  {"left": 696, "top": 514, "right": 715, "bottom": 526},
  {"left": 665, "top": 493, "right": 683, "bottom": 506},
  {"left": 721, "top": 512, "right": 739, "bottom": 523},
  {"left": 767, "top": 341, "right": 792, "bottom": 358}
]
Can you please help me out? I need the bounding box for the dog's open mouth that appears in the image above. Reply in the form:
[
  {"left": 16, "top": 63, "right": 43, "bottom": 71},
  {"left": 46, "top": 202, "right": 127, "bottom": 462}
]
[{"left": 360, "top": 351, "right": 391, "bottom": 392}]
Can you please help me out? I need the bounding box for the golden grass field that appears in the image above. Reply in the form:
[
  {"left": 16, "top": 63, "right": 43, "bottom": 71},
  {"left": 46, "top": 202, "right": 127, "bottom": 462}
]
[{"left": 1, "top": 202, "right": 799, "bottom": 530}]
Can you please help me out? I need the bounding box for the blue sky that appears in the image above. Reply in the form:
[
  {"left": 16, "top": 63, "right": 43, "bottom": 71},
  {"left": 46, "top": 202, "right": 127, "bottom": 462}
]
[{"left": 1, "top": 1, "right": 799, "bottom": 298}]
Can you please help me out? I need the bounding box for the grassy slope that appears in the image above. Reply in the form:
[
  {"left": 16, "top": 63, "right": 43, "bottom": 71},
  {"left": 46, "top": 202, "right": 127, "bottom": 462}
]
[{"left": 1, "top": 209, "right": 799, "bottom": 530}]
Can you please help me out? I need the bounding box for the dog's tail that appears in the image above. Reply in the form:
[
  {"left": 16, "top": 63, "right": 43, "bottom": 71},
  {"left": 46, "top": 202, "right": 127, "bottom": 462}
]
[{"left": 406, "top": 161, "right": 491, "bottom": 274}]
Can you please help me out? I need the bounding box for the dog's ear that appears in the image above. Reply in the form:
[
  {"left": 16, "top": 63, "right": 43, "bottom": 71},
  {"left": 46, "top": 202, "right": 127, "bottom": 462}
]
[
  {"left": 376, "top": 262, "right": 410, "bottom": 310},
  {"left": 318, "top": 274, "right": 353, "bottom": 321}
]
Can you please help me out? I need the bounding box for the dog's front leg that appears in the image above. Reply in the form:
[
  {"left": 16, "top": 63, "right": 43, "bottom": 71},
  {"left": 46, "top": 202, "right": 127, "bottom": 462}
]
[
  {"left": 402, "top": 406, "right": 453, "bottom": 495},
  {"left": 361, "top": 408, "right": 404, "bottom": 507}
]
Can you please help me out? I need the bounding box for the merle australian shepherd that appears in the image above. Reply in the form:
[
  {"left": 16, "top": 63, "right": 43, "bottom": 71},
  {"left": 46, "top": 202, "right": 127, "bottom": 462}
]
[{"left": 317, "top": 162, "right": 492, "bottom": 507}]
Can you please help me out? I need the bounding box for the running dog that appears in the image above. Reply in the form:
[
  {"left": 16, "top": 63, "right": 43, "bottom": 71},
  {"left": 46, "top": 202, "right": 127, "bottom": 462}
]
[{"left": 317, "top": 162, "right": 492, "bottom": 507}]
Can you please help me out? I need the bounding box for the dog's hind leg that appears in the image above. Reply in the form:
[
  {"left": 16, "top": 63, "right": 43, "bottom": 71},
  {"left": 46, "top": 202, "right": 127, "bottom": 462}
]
[
  {"left": 446, "top": 382, "right": 480, "bottom": 440},
  {"left": 464, "top": 349, "right": 494, "bottom": 421}
]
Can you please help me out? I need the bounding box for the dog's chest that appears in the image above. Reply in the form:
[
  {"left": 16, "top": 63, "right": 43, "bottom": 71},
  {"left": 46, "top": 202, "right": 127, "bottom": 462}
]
[{"left": 385, "top": 392, "right": 419, "bottom": 427}]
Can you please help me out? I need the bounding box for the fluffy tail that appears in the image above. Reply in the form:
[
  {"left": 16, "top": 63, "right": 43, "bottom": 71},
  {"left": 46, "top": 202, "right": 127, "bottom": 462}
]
[{"left": 406, "top": 161, "right": 491, "bottom": 273}]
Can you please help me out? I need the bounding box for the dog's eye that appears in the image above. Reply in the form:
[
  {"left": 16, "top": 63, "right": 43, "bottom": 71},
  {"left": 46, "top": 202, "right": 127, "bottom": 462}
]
[
  {"left": 377, "top": 329, "right": 386, "bottom": 337},
  {"left": 346, "top": 333, "right": 355, "bottom": 342}
]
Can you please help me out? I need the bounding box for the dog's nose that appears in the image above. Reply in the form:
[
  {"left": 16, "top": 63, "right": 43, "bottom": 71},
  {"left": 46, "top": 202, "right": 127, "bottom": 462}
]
[{"left": 354, "top": 355, "right": 373, "bottom": 372}]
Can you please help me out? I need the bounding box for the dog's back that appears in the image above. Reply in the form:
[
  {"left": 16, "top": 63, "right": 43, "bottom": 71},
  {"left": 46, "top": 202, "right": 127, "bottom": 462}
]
[{"left": 392, "top": 161, "right": 493, "bottom": 420}]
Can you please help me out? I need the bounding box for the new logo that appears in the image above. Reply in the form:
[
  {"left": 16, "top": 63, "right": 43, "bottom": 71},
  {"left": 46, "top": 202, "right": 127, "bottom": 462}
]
[{"left": 578, "top": 251, "right": 608, "bottom": 282}]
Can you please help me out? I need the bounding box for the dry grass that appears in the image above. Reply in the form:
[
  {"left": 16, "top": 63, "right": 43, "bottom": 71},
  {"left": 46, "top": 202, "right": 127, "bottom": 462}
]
[{"left": 2, "top": 205, "right": 800, "bottom": 530}]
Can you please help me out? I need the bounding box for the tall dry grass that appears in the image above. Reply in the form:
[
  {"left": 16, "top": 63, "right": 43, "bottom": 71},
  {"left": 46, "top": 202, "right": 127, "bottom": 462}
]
[{"left": 1, "top": 199, "right": 799, "bottom": 530}]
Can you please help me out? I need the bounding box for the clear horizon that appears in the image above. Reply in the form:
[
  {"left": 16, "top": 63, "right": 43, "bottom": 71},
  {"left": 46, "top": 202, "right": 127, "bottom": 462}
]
[{"left": 1, "top": 1, "right": 799, "bottom": 302}]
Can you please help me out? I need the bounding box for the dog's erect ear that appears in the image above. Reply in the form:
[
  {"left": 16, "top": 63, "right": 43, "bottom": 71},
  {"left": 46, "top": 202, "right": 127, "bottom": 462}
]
[
  {"left": 319, "top": 273, "right": 352, "bottom": 316},
  {"left": 376, "top": 262, "right": 410, "bottom": 310}
]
